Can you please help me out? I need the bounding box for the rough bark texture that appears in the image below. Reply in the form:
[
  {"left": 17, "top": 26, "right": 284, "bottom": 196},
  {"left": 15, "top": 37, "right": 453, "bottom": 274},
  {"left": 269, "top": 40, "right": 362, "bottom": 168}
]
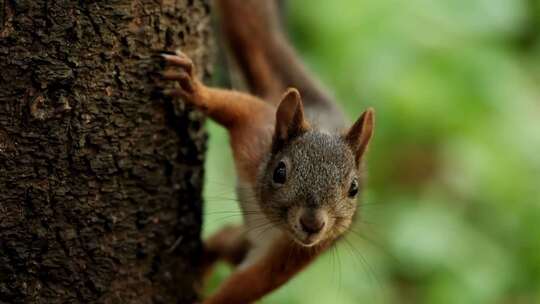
[{"left": 0, "top": 0, "right": 212, "bottom": 303}]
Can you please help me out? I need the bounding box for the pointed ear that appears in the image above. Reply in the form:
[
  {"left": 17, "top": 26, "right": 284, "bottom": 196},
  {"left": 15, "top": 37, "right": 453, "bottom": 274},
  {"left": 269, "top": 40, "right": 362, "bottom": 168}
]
[
  {"left": 345, "top": 108, "right": 375, "bottom": 164},
  {"left": 273, "top": 88, "right": 310, "bottom": 151}
]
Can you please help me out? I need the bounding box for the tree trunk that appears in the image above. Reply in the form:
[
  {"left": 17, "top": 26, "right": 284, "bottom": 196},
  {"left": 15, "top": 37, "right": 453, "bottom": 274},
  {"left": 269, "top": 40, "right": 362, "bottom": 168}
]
[{"left": 0, "top": 0, "right": 212, "bottom": 303}]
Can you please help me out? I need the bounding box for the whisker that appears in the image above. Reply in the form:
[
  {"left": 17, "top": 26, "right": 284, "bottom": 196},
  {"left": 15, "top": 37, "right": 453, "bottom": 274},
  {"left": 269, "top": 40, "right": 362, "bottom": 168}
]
[
  {"left": 204, "top": 210, "right": 261, "bottom": 215},
  {"left": 242, "top": 222, "right": 278, "bottom": 241},
  {"left": 335, "top": 244, "right": 343, "bottom": 298},
  {"left": 341, "top": 237, "right": 384, "bottom": 300},
  {"left": 343, "top": 226, "right": 399, "bottom": 265},
  {"left": 209, "top": 214, "right": 245, "bottom": 223}
]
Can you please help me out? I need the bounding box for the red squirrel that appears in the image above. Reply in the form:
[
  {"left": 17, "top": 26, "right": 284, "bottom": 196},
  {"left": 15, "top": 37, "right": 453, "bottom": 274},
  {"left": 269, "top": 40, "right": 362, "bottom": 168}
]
[{"left": 162, "top": 0, "right": 374, "bottom": 303}]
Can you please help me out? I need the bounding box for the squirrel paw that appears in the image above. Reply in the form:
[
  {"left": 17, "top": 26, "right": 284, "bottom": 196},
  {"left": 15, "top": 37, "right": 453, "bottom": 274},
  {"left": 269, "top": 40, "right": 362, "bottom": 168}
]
[{"left": 162, "top": 51, "right": 202, "bottom": 105}]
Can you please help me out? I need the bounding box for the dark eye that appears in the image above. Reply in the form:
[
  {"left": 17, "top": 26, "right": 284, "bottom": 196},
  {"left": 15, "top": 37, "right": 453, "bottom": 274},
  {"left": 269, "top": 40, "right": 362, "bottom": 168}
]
[
  {"left": 348, "top": 178, "right": 359, "bottom": 198},
  {"left": 273, "top": 161, "right": 287, "bottom": 184}
]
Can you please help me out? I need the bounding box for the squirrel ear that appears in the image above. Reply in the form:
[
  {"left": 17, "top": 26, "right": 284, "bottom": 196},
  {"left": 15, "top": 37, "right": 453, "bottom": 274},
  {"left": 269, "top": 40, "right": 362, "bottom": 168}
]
[
  {"left": 273, "top": 88, "right": 309, "bottom": 151},
  {"left": 345, "top": 108, "right": 375, "bottom": 164}
]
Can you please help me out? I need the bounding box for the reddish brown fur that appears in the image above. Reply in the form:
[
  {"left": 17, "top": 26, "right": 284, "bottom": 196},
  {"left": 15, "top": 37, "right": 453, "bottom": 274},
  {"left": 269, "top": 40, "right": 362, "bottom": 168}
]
[
  {"left": 162, "top": 0, "right": 375, "bottom": 301},
  {"left": 203, "top": 88, "right": 275, "bottom": 182},
  {"left": 163, "top": 53, "right": 275, "bottom": 182},
  {"left": 216, "top": 0, "right": 339, "bottom": 111},
  {"left": 216, "top": 0, "right": 284, "bottom": 102},
  {"left": 203, "top": 225, "right": 249, "bottom": 270},
  {"left": 163, "top": 53, "right": 330, "bottom": 303},
  {"left": 204, "top": 238, "right": 330, "bottom": 304}
]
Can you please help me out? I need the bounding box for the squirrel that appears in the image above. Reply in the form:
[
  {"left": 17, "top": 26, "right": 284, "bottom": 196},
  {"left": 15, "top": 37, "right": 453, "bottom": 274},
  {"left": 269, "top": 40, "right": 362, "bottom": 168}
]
[{"left": 162, "top": 0, "right": 374, "bottom": 303}]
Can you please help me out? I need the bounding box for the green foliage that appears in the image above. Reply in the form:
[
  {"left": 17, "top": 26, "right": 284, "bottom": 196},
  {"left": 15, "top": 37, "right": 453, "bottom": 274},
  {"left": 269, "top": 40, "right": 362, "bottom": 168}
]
[{"left": 204, "top": 0, "right": 540, "bottom": 302}]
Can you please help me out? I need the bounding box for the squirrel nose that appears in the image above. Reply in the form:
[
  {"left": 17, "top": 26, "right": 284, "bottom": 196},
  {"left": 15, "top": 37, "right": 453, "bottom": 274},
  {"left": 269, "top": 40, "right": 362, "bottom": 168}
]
[{"left": 300, "top": 212, "right": 326, "bottom": 234}]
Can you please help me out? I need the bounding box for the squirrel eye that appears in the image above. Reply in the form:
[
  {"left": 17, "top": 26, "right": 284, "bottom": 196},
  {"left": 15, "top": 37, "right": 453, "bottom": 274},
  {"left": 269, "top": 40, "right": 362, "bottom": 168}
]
[
  {"left": 348, "top": 178, "right": 359, "bottom": 198},
  {"left": 273, "top": 161, "right": 287, "bottom": 184}
]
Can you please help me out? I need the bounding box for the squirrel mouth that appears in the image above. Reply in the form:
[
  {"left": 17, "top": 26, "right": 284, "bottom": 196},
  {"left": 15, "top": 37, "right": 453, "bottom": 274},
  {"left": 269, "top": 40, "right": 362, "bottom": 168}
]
[
  {"left": 290, "top": 231, "right": 323, "bottom": 247},
  {"left": 284, "top": 207, "right": 330, "bottom": 247},
  {"left": 299, "top": 239, "right": 320, "bottom": 247}
]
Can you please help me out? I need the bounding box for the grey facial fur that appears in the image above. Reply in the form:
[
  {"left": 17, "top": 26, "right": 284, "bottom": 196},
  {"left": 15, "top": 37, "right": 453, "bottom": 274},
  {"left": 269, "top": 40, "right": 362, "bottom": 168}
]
[{"left": 257, "top": 130, "right": 361, "bottom": 246}]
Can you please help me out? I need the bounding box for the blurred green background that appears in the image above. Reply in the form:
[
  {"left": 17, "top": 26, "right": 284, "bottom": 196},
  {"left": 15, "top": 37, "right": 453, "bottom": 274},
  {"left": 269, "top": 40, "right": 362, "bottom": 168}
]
[{"left": 203, "top": 0, "right": 540, "bottom": 303}]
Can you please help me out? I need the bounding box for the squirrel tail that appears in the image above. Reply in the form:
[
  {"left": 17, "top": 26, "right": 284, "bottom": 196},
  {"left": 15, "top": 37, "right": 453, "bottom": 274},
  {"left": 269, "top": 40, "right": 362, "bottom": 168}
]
[{"left": 215, "top": 0, "right": 343, "bottom": 121}]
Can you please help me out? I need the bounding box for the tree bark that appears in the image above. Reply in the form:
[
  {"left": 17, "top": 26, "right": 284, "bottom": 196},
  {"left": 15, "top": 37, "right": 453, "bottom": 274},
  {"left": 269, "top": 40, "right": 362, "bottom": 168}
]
[{"left": 0, "top": 0, "right": 212, "bottom": 303}]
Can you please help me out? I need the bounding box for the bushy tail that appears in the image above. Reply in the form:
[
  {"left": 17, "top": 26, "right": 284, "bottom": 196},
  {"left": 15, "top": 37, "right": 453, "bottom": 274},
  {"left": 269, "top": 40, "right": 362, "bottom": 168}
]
[{"left": 215, "top": 0, "right": 344, "bottom": 126}]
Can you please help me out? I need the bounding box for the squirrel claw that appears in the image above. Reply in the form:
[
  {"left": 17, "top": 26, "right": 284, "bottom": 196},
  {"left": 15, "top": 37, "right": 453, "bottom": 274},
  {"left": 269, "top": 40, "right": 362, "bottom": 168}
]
[
  {"left": 162, "top": 51, "right": 200, "bottom": 103},
  {"left": 162, "top": 70, "right": 196, "bottom": 95},
  {"left": 161, "top": 52, "right": 194, "bottom": 76}
]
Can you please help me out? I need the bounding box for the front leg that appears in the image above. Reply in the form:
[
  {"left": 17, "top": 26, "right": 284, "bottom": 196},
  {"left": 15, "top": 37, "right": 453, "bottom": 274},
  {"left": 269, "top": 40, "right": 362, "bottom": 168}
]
[
  {"left": 203, "top": 239, "right": 321, "bottom": 304},
  {"left": 202, "top": 225, "right": 250, "bottom": 278},
  {"left": 162, "top": 51, "right": 276, "bottom": 182},
  {"left": 203, "top": 261, "right": 275, "bottom": 304},
  {"left": 162, "top": 51, "right": 273, "bottom": 129}
]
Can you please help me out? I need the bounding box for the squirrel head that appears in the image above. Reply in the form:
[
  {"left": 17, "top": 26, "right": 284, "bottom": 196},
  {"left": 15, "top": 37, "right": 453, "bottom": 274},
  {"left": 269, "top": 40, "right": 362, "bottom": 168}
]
[{"left": 257, "top": 88, "right": 374, "bottom": 247}]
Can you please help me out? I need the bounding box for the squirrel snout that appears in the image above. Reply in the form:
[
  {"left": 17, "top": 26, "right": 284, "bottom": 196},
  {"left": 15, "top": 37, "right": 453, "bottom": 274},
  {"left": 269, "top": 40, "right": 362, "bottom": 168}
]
[{"left": 299, "top": 211, "right": 326, "bottom": 235}]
